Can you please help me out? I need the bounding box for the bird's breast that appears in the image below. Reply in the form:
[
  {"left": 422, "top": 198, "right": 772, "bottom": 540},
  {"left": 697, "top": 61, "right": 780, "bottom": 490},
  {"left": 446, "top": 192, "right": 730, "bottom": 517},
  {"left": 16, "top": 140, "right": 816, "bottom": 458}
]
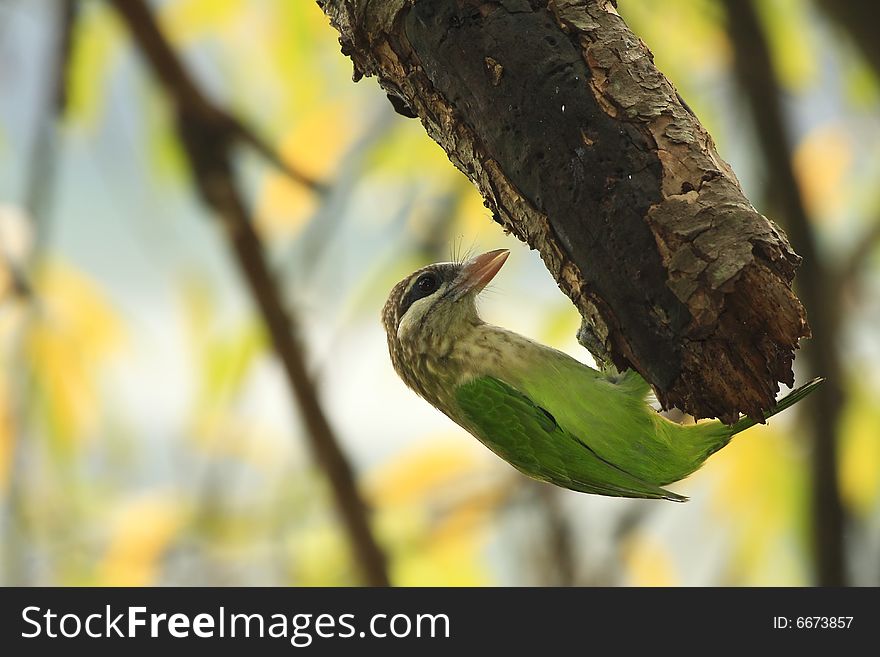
[{"left": 395, "top": 325, "right": 538, "bottom": 412}]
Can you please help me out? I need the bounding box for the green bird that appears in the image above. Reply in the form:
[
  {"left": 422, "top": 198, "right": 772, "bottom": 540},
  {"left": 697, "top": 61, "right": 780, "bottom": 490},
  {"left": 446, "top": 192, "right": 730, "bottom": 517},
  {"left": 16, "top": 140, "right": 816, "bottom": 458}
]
[{"left": 382, "top": 248, "right": 823, "bottom": 501}]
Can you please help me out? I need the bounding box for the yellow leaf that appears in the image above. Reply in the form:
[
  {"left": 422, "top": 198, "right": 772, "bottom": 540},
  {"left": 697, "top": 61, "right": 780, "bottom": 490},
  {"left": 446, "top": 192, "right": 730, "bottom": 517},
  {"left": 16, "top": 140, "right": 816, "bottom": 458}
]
[
  {"left": 367, "top": 440, "right": 486, "bottom": 507},
  {"left": 366, "top": 120, "right": 458, "bottom": 183},
  {"left": 792, "top": 123, "right": 853, "bottom": 220},
  {"left": 256, "top": 104, "right": 355, "bottom": 237},
  {"left": 373, "top": 489, "right": 494, "bottom": 586},
  {"left": 622, "top": 536, "right": 679, "bottom": 586},
  {"left": 286, "top": 522, "right": 354, "bottom": 586},
  {"left": 839, "top": 386, "right": 880, "bottom": 516},
  {"left": 160, "top": 0, "right": 245, "bottom": 45},
  {"left": 428, "top": 486, "right": 507, "bottom": 546},
  {"left": 97, "top": 492, "right": 186, "bottom": 586},
  {"left": 393, "top": 530, "right": 490, "bottom": 586},
  {"left": 368, "top": 440, "right": 504, "bottom": 585},
  {"left": 25, "top": 260, "right": 125, "bottom": 448}
]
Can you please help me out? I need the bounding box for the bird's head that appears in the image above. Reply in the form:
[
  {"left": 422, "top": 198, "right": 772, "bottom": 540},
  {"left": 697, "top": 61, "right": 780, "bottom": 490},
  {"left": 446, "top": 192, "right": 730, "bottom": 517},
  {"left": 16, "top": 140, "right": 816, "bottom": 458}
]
[{"left": 382, "top": 249, "right": 509, "bottom": 393}]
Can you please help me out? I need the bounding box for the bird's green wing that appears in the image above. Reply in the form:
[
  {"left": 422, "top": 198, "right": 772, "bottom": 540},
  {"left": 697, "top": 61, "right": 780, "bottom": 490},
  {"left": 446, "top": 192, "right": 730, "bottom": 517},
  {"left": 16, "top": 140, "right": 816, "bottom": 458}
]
[
  {"left": 503, "top": 348, "right": 722, "bottom": 485},
  {"left": 455, "top": 376, "right": 686, "bottom": 501}
]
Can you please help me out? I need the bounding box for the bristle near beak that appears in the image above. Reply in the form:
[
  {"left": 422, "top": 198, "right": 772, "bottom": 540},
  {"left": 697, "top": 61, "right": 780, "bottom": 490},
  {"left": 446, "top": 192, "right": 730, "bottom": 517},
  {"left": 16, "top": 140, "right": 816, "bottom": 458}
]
[{"left": 456, "top": 249, "right": 509, "bottom": 295}]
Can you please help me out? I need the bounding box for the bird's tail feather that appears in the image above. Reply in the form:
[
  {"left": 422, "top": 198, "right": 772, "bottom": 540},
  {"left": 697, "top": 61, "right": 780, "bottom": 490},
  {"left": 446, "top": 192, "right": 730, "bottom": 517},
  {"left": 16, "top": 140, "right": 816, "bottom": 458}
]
[{"left": 730, "top": 377, "right": 825, "bottom": 434}]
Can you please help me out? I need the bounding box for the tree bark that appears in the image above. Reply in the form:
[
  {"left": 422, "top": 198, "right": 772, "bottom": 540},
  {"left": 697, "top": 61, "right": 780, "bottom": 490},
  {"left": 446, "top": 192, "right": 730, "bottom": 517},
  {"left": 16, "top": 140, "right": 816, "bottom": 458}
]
[{"left": 317, "top": 0, "right": 811, "bottom": 423}]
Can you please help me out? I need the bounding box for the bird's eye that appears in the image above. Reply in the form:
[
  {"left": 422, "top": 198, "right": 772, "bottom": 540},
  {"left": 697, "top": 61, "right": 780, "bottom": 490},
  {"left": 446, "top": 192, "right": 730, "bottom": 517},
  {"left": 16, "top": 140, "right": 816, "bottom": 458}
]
[
  {"left": 398, "top": 271, "right": 443, "bottom": 319},
  {"left": 414, "top": 272, "right": 439, "bottom": 297}
]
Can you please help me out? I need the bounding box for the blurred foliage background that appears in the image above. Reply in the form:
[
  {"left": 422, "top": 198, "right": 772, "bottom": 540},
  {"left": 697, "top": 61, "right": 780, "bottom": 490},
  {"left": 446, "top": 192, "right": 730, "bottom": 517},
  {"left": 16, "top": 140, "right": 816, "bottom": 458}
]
[{"left": 0, "top": 0, "right": 878, "bottom": 586}]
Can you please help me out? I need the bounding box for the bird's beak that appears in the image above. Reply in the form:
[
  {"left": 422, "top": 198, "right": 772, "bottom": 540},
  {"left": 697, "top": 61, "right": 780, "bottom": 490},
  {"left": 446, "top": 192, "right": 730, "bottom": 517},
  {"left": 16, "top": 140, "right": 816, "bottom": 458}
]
[{"left": 456, "top": 249, "right": 509, "bottom": 295}]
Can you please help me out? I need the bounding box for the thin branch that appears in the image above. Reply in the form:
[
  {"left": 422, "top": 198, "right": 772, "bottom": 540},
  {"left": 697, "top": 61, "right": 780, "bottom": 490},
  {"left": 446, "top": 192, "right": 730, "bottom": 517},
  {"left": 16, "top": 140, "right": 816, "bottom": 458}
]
[
  {"left": 816, "top": 0, "right": 880, "bottom": 78},
  {"left": 110, "top": 0, "right": 389, "bottom": 586},
  {"left": 810, "top": 0, "right": 880, "bottom": 294},
  {"left": 837, "top": 219, "right": 880, "bottom": 291},
  {"left": 534, "top": 485, "right": 575, "bottom": 587},
  {"left": 723, "top": 0, "right": 847, "bottom": 586},
  {"left": 106, "top": 0, "right": 322, "bottom": 193},
  {"left": 227, "top": 116, "right": 329, "bottom": 194},
  {"left": 24, "top": 0, "right": 77, "bottom": 271}
]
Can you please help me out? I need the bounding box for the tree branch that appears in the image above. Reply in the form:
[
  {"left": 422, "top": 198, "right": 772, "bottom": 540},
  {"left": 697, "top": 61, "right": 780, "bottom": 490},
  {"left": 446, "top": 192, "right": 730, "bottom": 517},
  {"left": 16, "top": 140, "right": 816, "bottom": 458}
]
[
  {"left": 317, "top": 0, "right": 810, "bottom": 423},
  {"left": 837, "top": 218, "right": 880, "bottom": 292},
  {"left": 816, "top": 0, "right": 880, "bottom": 77},
  {"left": 227, "top": 116, "right": 329, "bottom": 194},
  {"left": 534, "top": 485, "right": 575, "bottom": 586},
  {"left": 110, "top": 0, "right": 389, "bottom": 586},
  {"left": 107, "top": 0, "right": 323, "bottom": 194},
  {"left": 723, "top": 0, "right": 846, "bottom": 586},
  {"left": 23, "top": 0, "right": 77, "bottom": 269}
]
